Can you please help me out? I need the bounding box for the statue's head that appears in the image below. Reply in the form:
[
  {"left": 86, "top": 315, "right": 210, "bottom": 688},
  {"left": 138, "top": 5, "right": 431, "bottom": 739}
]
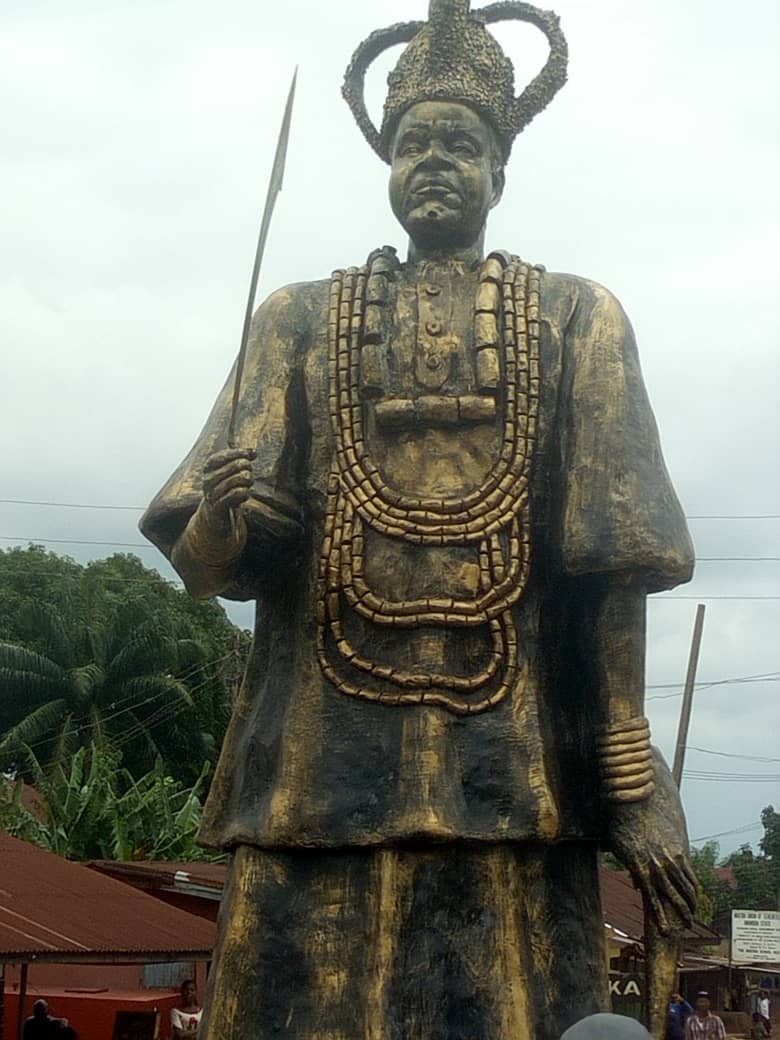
[
  {"left": 560, "top": 1013, "right": 651, "bottom": 1039},
  {"left": 344, "top": 0, "right": 568, "bottom": 248},
  {"left": 387, "top": 99, "right": 505, "bottom": 251},
  {"left": 32, "top": 1000, "right": 49, "bottom": 1020},
  {"left": 695, "top": 992, "right": 712, "bottom": 1016}
]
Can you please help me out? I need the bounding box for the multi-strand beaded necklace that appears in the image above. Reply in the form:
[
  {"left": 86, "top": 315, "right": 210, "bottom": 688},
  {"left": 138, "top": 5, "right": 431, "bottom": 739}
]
[{"left": 316, "top": 248, "right": 541, "bottom": 716}]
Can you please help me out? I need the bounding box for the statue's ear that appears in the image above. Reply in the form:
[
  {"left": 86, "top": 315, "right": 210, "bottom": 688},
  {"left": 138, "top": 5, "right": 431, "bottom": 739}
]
[{"left": 490, "top": 167, "right": 506, "bottom": 209}]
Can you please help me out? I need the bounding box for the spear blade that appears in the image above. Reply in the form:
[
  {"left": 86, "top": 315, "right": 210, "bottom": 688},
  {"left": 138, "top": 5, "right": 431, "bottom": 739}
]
[{"left": 227, "top": 67, "right": 298, "bottom": 449}]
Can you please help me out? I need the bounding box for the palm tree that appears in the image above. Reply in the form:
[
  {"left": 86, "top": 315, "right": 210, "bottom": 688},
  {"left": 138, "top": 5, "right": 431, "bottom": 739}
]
[{"left": 0, "top": 597, "right": 214, "bottom": 779}]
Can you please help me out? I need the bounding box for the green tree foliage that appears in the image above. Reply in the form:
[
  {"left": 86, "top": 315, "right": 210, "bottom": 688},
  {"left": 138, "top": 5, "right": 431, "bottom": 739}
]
[
  {"left": 759, "top": 805, "right": 780, "bottom": 898},
  {"left": 0, "top": 547, "right": 249, "bottom": 783},
  {"left": 723, "top": 805, "right": 779, "bottom": 911},
  {"left": 0, "top": 743, "right": 220, "bottom": 861},
  {"left": 689, "top": 842, "right": 731, "bottom": 923},
  {"left": 689, "top": 807, "right": 780, "bottom": 920}
]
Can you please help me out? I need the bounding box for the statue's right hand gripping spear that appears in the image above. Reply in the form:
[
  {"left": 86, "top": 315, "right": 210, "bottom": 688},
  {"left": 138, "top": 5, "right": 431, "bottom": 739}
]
[{"left": 227, "top": 68, "right": 297, "bottom": 450}]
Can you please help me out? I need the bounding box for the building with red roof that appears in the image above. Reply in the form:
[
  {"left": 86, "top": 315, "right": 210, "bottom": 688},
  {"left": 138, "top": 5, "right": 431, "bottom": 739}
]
[{"left": 0, "top": 832, "right": 216, "bottom": 1040}]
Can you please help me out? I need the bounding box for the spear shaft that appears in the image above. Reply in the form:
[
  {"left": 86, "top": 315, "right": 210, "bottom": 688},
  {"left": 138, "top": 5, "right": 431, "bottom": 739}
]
[{"left": 227, "top": 68, "right": 298, "bottom": 449}]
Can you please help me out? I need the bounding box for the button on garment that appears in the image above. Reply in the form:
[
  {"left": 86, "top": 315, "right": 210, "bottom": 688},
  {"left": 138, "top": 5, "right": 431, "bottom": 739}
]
[{"left": 414, "top": 264, "right": 460, "bottom": 391}]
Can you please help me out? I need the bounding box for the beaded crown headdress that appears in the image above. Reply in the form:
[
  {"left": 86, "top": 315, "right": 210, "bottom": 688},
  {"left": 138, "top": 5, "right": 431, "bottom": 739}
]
[{"left": 343, "top": 0, "right": 568, "bottom": 164}]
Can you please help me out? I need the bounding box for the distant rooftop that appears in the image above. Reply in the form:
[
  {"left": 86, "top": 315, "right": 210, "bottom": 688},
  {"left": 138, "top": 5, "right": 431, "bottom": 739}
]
[
  {"left": 0, "top": 832, "right": 216, "bottom": 963},
  {"left": 600, "top": 868, "right": 720, "bottom": 945}
]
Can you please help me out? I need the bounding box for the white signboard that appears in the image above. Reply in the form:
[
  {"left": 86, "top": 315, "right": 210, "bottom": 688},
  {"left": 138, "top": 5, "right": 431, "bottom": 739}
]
[{"left": 732, "top": 909, "right": 780, "bottom": 963}]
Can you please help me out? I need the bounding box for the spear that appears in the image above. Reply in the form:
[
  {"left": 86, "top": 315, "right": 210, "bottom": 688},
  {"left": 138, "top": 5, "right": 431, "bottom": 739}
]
[{"left": 227, "top": 67, "right": 298, "bottom": 449}]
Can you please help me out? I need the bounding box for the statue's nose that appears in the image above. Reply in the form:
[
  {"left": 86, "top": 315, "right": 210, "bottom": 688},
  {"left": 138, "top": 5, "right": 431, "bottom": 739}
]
[{"left": 418, "top": 140, "right": 454, "bottom": 169}]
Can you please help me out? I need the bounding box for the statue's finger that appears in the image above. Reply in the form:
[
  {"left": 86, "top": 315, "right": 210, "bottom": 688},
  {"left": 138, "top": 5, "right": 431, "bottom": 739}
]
[
  {"left": 204, "top": 465, "right": 254, "bottom": 495},
  {"left": 224, "top": 488, "right": 253, "bottom": 509},
  {"left": 645, "top": 881, "right": 671, "bottom": 936},
  {"left": 651, "top": 858, "right": 692, "bottom": 927},
  {"left": 682, "top": 858, "right": 698, "bottom": 890},
  {"left": 209, "top": 472, "right": 254, "bottom": 502},
  {"left": 204, "top": 448, "right": 256, "bottom": 472},
  {"left": 668, "top": 858, "right": 698, "bottom": 911},
  {"left": 204, "top": 459, "right": 254, "bottom": 484}
]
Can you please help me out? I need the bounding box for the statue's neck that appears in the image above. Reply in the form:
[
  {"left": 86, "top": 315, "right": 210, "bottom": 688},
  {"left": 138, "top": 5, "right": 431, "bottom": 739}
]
[{"left": 406, "top": 234, "right": 485, "bottom": 270}]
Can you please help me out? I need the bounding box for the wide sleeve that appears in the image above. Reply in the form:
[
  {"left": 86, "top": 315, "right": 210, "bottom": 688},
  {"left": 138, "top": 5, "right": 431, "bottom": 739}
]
[
  {"left": 140, "top": 282, "right": 314, "bottom": 595},
  {"left": 555, "top": 277, "right": 694, "bottom": 592}
]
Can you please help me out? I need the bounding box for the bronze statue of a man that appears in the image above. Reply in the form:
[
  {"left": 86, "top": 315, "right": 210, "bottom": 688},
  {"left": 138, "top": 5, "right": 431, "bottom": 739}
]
[{"left": 141, "top": 3, "right": 697, "bottom": 1037}]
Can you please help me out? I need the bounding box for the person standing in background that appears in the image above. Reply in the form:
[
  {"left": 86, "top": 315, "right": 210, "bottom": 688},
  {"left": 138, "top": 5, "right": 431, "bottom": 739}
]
[
  {"left": 22, "top": 1000, "right": 68, "bottom": 1040},
  {"left": 759, "top": 990, "right": 772, "bottom": 1035},
  {"left": 752, "top": 1012, "right": 770, "bottom": 1039},
  {"left": 684, "top": 994, "right": 726, "bottom": 1040},
  {"left": 667, "top": 992, "right": 694, "bottom": 1040},
  {"left": 171, "top": 980, "right": 202, "bottom": 1039}
]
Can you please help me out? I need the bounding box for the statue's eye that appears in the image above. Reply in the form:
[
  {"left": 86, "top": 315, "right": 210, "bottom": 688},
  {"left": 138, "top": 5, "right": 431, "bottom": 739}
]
[
  {"left": 451, "top": 139, "right": 477, "bottom": 157},
  {"left": 400, "top": 140, "right": 422, "bottom": 157}
]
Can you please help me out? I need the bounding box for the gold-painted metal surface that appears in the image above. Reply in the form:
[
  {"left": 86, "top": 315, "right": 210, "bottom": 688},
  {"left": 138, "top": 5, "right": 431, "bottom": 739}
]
[
  {"left": 342, "top": 0, "right": 569, "bottom": 163},
  {"left": 315, "top": 251, "right": 539, "bottom": 714},
  {"left": 140, "top": 7, "right": 698, "bottom": 1035},
  {"left": 199, "top": 843, "right": 609, "bottom": 1040}
]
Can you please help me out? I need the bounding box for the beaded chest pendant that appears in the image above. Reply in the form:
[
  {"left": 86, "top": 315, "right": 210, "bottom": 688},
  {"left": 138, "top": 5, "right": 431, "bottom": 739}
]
[{"left": 317, "top": 248, "right": 541, "bottom": 716}]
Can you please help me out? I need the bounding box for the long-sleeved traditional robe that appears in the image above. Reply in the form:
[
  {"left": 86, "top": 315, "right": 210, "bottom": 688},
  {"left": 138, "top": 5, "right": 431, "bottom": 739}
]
[{"left": 141, "top": 255, "right": 693, "bottom": 1040}]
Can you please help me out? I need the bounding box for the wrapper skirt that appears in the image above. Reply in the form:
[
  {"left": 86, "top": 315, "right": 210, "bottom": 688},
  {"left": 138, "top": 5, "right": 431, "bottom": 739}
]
[{"left": 200, "top": 841, "right": 608, "bottom": 1040}]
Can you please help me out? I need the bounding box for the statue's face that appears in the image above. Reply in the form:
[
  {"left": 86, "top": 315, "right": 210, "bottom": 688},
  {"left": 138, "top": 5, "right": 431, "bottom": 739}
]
[{"left": 388, "top": 100, "right": 504, "bottom": 251}]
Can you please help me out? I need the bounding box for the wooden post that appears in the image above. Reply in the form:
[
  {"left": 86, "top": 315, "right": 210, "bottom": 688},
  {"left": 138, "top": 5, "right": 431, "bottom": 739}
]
[
  {"left": 672, "top": 603, "right": 706, "bottom": 788},
  {"left": 16, "top": 964, "right": 27, "bottom": 1040}
]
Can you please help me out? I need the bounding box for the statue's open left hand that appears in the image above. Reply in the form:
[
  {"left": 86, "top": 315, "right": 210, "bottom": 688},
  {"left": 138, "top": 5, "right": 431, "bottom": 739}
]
[{"left": 607, "top": 747, "right": 698, "bottom": 936}]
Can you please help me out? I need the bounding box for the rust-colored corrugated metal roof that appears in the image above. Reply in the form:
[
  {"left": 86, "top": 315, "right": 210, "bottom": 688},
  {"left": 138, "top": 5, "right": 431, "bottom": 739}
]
[
  {"left": 600, "top": 867, "right": 645, "bottom": 940},
  {"left": 88, "top": 860, "right": 227, "bottom": 892},
  {"left": 0, "top": 832, "right": 216, "bottom": 962},
  {"left": 600, "top": 867, "right": 719, "bottom": 944}
]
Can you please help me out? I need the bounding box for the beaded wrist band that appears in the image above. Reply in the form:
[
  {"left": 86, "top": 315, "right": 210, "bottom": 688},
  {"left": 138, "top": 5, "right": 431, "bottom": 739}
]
[
  {"left": 596, "top": 715, "right": 656, "bottom": 804},
  {"left": 184, "top": 505, "right": 247, "bottom": 569}
]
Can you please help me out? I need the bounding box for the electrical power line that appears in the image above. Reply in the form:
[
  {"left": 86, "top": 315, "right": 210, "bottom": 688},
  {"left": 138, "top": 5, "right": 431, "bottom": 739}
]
[
  {"left": 1, "top": 651, "right": 236, "bottom": 757},
  {"left": 0, "top": 536, "right": 154, "bottom": 549},
  {"left": 691, "top": 822, "right": 764, "bottom": 843},
  {"left": 685, "top": 770, "right": 780, "bottom": 779},
  {"left": 0, "top": 499, "right": 144, "bottom": 512},
  {"left": 4, "top": 533, "right": 780, "bottom": 564},
  {"left": 687, "top": 746, "right": 780, "bottom": 764},
  {"left": 647, "top": 670, "right": 780, "bottom": 691},
  {"left": 2, "top": 497, "right": 780, "bottom": 521},
  {"left": 658, "top": 596, "right": 780, "bottom": 601},
  {"left": 111, "top": 668, "right": 223, "bottom": 751},
  {"left": 696, "top": 557, "right": 780, "bottom": 562},
  {"left": 6, "top": 535, "right": 780, "bottom": 589},
  {"left": 646, "top": 673, "right": 780, "bottom": 701},
  {"left": 0, "top": 566, "right": 184, "bottom": 587},
  {"left": 684, "top": 772, "right": 780, "bottom": 782}
]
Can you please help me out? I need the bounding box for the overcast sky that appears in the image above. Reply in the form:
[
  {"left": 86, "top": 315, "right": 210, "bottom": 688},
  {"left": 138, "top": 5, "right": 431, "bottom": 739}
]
[{"left": 2, "top": 0, "right": 778, "bottom": 856}]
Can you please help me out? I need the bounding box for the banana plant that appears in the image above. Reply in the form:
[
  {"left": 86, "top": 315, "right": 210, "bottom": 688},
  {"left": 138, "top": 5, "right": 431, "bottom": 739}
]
[{"left": 0, "top": 742, "right": 220, "bottom": 862}]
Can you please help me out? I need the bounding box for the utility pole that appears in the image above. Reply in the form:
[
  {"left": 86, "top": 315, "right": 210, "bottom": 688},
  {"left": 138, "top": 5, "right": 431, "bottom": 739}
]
[{"left": 672, "top": 602, "right": 706, "bottom": 788}]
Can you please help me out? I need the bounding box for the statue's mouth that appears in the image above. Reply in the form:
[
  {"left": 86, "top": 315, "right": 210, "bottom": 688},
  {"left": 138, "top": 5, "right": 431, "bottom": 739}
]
[{"left": 411, "top": 180, "right": 460, "bottom": 201}]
